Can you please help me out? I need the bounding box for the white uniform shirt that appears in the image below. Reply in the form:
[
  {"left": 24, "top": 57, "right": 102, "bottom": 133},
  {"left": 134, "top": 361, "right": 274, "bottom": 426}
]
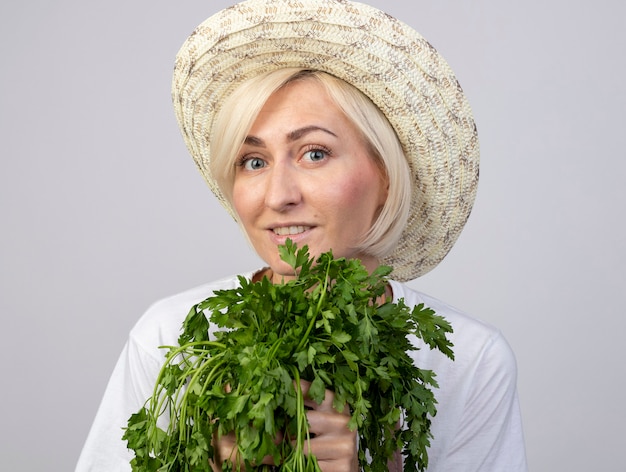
[{"left": 76, "top": 273, "right": 527, "bottom": 471}]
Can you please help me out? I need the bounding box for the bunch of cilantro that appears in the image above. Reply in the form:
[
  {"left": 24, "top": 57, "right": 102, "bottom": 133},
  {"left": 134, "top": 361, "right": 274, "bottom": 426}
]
[{"left": 124, "top": 241, "right": 454, "bottom": 471}]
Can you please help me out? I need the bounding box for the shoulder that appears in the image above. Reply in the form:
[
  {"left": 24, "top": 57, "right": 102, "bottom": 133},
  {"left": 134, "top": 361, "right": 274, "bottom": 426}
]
[
  {"left": 128, "top": 271, "right": 257, "bottom": 360},
  {"left": 390, "top": 280, "right": 500, "bottom": 337},
  {"left": 390, "top": 280, "right": 518, "bottom": 391},
  {"left": 390, "top": 282, "right": 526, "bottom": 471}
]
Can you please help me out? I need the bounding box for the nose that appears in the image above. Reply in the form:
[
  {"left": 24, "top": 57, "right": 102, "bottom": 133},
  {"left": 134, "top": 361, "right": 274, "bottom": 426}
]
[{"left": 264, "top": 160, "right": 302, "bottom": 211}]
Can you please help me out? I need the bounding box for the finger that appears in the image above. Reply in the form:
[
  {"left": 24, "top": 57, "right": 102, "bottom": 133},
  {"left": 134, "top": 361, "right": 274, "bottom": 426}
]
[
  {"left": 303, "top": 396, "right": 350, "bottom": 416},
  {"left": 305, "top": 409, "right": 352, "bottom": 436},
  {"left": 302, "top": 434, "right": 357, "bottom": 461},
  {"left": 298, "top": 380, "right": 349, "bottom": 415},
  {"left": 213, "top": 431, "right": 240, "bottom": 469},
  {"left": 297, "top": 423, "right": 358, "bottom": 471},
  {"left": 213, "top": 431, "right": 278, "bottom": 470}
]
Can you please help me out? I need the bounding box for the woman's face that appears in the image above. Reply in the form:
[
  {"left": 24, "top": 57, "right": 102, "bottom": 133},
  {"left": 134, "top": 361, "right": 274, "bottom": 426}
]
[{"left": 232, "top": 78, "right": 388, "bottom": 282}]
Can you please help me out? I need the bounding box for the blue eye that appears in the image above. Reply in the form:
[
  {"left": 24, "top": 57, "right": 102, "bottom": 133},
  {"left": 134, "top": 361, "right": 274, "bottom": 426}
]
[
  {"left": 305, "top": 149, "right": 326, "bottom": 162},
  {"left": 243, "top": 157, "right": 266, "bottom": 170}
]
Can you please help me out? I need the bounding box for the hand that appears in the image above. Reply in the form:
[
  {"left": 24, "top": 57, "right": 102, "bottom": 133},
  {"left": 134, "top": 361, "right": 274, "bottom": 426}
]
[
  {"left": 211, "top": 381, "right": 358, "bottom": 472},
  {"left": 300, "top": 380, "right": 359, "bottom": 472},
  {"left": 210, "top": 430, "right": 279, "bottom": 471}
]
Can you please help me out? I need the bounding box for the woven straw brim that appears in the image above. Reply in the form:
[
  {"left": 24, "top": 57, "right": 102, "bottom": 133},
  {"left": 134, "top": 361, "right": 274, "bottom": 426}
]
[{"left": 172, "top": 0, "right": 479, "bottom": 281}]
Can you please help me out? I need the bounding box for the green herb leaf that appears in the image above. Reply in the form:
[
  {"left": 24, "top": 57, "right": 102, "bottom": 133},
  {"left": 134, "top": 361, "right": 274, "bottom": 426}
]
[{"left": 124, "top": 239, "right": 454, "bottom": 471}]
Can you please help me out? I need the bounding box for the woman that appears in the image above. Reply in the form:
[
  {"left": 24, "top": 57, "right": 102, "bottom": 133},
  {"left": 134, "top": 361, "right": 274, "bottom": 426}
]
[{"left": 76, "top": 1, "right": 527, "bottom": 471}]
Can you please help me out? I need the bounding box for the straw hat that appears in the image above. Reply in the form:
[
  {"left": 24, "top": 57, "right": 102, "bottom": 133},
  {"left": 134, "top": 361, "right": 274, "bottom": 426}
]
[{"left": 172, "top": 0, "right": 479, "bottom": 281}]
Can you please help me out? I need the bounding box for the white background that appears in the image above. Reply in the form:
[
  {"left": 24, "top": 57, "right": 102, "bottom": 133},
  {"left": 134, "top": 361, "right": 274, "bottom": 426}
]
[{"left": 1, "top": 0, "right": 624, "bottom": 470}]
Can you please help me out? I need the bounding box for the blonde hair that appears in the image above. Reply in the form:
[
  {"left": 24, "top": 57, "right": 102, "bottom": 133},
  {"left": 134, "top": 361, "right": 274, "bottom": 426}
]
[{"left": 210, "top": 69, "right": 411, "bottom": 260}]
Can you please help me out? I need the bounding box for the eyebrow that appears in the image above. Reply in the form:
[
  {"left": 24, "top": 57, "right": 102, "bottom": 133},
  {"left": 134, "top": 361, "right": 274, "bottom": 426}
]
[{"left": 244, "top": 125, "right": 338, "bottom": 147}]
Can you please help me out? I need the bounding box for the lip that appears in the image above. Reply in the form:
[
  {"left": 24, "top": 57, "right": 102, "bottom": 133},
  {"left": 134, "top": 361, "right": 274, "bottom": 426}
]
[
  {"left": 271, "top": 225, "right": 311, "bottom": 236},
  {"left": 267, "top": 224, "right": 315, "bottom": 243}
]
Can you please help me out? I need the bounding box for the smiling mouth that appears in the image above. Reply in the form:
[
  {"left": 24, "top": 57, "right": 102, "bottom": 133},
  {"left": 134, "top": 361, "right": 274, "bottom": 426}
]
[{"left": 272, "top": 226, "right": 311, "bottom": 236}]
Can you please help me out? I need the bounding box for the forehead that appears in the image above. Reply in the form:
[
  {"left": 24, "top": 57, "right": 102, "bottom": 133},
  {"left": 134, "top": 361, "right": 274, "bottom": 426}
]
[
  {"left": 259, "top": 79, "right": 333, "bottom": 113},
  {"left": 249, "top": 78, "right": 355, "bottom": 137}
]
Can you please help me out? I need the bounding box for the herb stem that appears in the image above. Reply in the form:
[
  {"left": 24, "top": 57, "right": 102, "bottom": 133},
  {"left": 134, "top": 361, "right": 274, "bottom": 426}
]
[{"left": 295, "top": 258, "right": 331, "bottom": 353}]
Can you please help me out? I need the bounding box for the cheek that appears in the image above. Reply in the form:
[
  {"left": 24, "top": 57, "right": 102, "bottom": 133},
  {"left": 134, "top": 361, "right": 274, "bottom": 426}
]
[
  {"left": 232, "top": 181, "right": 255, "bottom": 223},
  {"left": 332, "top": 171, "right": 385, "bottom": 221},
  {"left": 337, "top": 180, "right": 369, "bottom": 205}
]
